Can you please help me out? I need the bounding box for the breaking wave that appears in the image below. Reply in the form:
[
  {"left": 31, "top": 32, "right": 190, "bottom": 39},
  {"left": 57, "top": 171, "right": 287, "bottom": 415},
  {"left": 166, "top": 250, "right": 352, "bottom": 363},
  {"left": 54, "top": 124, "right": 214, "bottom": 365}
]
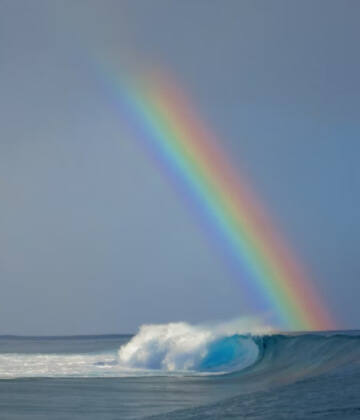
[{"left": 117, "top": 321, "right": 265, "bottom": 373}]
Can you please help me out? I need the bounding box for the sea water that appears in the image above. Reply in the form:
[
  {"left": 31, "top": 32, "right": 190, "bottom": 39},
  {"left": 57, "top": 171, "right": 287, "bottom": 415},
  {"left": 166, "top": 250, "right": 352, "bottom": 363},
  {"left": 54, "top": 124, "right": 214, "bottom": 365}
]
[{"left": 1, "top": 322, "right": 360, "bottom": 419}]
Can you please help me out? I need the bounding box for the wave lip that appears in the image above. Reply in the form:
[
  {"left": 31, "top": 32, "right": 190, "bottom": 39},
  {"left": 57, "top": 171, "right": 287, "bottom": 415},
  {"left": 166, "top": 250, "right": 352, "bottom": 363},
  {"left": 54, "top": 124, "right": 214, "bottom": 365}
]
[{"left": 117, "top": 322, "right": 260, "bottom": 374}]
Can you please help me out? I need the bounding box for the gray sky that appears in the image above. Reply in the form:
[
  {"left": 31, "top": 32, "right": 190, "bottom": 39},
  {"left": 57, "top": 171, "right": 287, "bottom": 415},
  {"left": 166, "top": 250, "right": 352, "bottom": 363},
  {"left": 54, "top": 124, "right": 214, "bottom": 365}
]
[{"left": 1, "top": 0, "right": 359, "bottom": 334}]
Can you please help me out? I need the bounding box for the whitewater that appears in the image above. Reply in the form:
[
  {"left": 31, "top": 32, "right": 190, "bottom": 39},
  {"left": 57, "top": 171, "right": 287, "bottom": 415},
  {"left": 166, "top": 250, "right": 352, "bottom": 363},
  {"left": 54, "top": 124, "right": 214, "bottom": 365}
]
[{"left": 1, "top": 321, "right": 360, "bottom": 419}]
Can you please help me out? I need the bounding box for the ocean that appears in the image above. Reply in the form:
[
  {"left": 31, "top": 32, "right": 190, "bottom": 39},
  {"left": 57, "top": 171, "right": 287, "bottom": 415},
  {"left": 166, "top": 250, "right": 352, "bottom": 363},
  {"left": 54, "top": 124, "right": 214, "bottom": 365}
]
[{"left": 1, "top": 324, "right": 359, "bottom": 419}]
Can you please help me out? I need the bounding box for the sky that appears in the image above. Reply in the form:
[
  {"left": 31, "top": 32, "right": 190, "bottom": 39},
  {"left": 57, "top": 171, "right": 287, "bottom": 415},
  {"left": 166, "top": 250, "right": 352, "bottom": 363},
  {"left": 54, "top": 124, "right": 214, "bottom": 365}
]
[{"left": 1, "top": 0, "right": 359, "bottom": 335}]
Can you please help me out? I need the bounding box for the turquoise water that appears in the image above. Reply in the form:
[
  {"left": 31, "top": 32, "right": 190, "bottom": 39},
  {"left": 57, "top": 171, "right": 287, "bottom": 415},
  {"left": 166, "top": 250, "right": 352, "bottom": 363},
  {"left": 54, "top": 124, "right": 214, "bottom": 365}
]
[{"left": 1, "top": 329, "right": 360, "bottom": 419}]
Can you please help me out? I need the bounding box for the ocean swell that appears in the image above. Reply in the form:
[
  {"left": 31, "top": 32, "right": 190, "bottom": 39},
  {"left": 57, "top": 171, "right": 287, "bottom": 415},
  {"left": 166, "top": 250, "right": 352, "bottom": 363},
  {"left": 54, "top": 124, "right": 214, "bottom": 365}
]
[
  {"left": 117, "top": 322, "right": 360, "bottom": 381},
  {"left": 1, "top": 322, "right": 360, "bottom": 380}
]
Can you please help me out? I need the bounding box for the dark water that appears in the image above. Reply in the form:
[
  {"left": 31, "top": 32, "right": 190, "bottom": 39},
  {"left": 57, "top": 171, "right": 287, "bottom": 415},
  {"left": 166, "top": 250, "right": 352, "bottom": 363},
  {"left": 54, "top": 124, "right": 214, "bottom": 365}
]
[{"left": 1, "top": 330, "right": 360, "bottom": 419}]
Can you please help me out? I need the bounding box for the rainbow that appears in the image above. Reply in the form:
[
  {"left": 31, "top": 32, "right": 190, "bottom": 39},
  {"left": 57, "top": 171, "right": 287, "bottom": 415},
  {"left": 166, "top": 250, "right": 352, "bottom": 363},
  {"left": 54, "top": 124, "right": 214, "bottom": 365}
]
[{"left": 105, "top": 69, "right": 334, "bottom": 331}]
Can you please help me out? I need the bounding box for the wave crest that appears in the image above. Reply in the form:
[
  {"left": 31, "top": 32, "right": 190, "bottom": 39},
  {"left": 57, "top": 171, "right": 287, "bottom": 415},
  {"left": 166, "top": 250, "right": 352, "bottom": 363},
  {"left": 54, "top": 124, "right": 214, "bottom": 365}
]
[{"left": 118, "top": 321, "right": 261, "bottom": 373}]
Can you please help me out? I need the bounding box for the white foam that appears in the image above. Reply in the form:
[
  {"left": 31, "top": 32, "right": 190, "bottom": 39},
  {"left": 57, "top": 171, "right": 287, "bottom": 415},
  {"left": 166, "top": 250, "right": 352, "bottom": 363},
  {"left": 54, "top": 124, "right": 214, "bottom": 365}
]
[{"left": 0, "top": 319, "right": 272, "bottom": 379}]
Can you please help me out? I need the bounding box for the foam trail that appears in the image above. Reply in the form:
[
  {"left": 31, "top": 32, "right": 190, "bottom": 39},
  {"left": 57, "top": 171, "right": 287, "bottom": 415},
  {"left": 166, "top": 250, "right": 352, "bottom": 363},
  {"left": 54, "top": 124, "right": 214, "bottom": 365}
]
[{"left": 0, "top": 352, "right": 118, "bottom": 379}]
